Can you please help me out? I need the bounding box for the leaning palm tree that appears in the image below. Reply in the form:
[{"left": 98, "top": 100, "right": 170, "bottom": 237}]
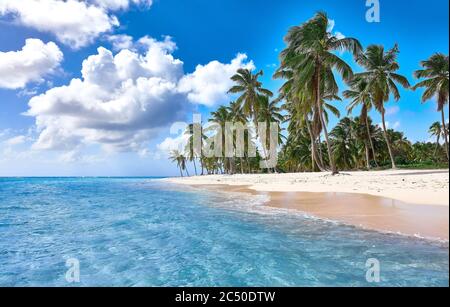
[
  {"left": 355, "top": 44, "right": 410, "bottom": 169},
  {"left": 228, "top": 68, "right": 273, "bottom": 121},
  {"left": 169, "top": 150, "right": 187, "bottom": 177},
  {"left": 413, "top": 53, "right": 449, "bottom": 160},
  {"left": 344, "top": 77, "right": 379, "bottom": 168},
  {"left": 281, "top": 12, "right": 362, "bottom": 174},
  {"left": 184, "top": 124, "right": 198, "bottom": 176},
  {"left": 429, "top": 121, "right": 444, "bottom": 157},
  {"left": 185, "top": 123, "right": 208, "bottom": 175}
]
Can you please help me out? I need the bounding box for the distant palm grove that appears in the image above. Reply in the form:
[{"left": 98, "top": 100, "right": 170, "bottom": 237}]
[{"left": 170, "top": 12, "right": 449, "bottom": 176}]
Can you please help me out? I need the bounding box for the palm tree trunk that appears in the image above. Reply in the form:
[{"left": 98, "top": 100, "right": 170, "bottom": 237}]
[
  {"left": 193, "top": 159, "right": 198, "bottom": 176},
  {"left": 381, "top": 110, "right": 397, "bottom": 169},
  {"left": 365, "top": 116, "right": 379, "bottom": 167},
  {"left": 240, "top": 157, "right": 244, "bottom": 174},
  {"left": 179, "top": 166, "right": 183, "bottom": 177},
  {"left": 365, "top": 143, "right": 370, "bottom": 169},
  {"left": 245, "top": 155, "right": 251, "bottom": 173},
  {"left": 441, "top": 108, "right": 449, "bottom": 160},
  {"left": 305, "top": 118, "right": 326, "bottom": 171},
  {"left": 317, "top": 134, "right": 325, "bottom": 166},
  {"left": 315, "top": 65, "right": 338, "bottom": 174},
  {"left": 434, "top": 134, "right": 441, "bottom": 158},
  {"left": 200, "top": 159, "right": 204, "bottom": 176}
]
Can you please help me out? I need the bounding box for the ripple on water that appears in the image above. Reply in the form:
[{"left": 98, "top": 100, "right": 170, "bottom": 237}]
[{"left": 0, "top": 177, "right": 448, "bottom": 287}]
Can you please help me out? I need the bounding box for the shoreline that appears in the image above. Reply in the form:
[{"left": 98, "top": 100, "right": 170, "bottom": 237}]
[
  {"left": 162, "top": 169, "right": 449, "bottom": 241},
  {"left": 164, "top": 169, "right": 449, "bottom": 206}
]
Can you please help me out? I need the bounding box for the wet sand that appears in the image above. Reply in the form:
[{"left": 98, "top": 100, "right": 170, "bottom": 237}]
[{"left": 194, "top": 184, "right": 449, "bottom": 241}]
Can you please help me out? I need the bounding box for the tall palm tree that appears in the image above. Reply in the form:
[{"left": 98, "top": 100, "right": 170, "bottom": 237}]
[
  {"left": 413, "top": 53, "right": 449, "bottom": 160},
  {"left": 228, "top": 69, "right": 273, "bottom": 121},
  {"left": 209, "top": 106, "right": 232, "bottom": 174},
  {"left": 257, "top": 97, "right": 285, "bottom": 171},
  {"left": 429, "top": 121, "right": 444, "bottom": 157},
  {"left": 185, "top": 123, "right": 208, "bottom": 175},
  {"left": 274, "top": 66, "right": 341, "bottom": 172},
  {"left": 185, "top": 124, "right": 198, "bottom": 176},
  {"left": 344, "top": 77, "right": 379, "bottom": 168},
  {"left": 227, "top": 101, "right": 250, "bottom": 173},
  {"left": 355, "top": 44, "right": 410, "bottom": 169},
  {"left": 281, "top": 12, "right": 362, "bottom": 174}
]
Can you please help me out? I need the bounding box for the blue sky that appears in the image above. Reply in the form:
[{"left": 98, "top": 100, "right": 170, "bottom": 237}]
[{"left": 0, "top": 0, "right": 448, "bottom": 176}]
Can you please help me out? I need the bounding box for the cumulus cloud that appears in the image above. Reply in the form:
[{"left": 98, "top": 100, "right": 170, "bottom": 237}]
[
  {"left": 0, "top": 0, "right": 152, "bottom": 48},
  {"left": 105, "top": 34, "right": 134, "bottom": 51},
  {"left": 0, "top": 38, "right": 63, "bottom": 89},
  {"left": 179, "top": 53, "right": 255, "bottom": 106},
  {"left": 25, "top": 36, "right": 252, "bottom": 155}
]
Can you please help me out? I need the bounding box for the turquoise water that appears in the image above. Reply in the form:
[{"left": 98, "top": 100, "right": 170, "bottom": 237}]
[{"left": 0, "top": 177, "right": 448, "bottom": 287}]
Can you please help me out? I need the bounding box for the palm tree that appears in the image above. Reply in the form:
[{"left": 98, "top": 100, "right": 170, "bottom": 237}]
[
  {"left": 257, "top": 97, "right": 285, "bottom": 171},
  {"left": 274, "top": 67, "right": 341, "bottom": 172},
  {"left": 227, "top": 101, "right": 250, "bottom": 173},
  {"left": 330, "top": 117, "right": 358, "bottom": 170},
  {"left": 169, "top": 150, "right": 188, "bottom": 177},
  {"left": 209, "top": 106, "right": 232, "bottom": 174},
  {"left": 429, "top": 121, "right": 444, "bottom": 157},
  {"left": 281, "top": 12, "right": 362, "bottom": 174},
  {"left": 355, "top": 44, "right": 410, "bottom": 169},
  {"left": 228, "top": 69, "right": 273, "bottom": 121},
  {"left": 185, "top": 124, "right": 198, "bottom": 176},
  {"left": 185, "top": 123, "right": 208, "bottom": 175},
  {"left": 344, "top": 77, "right": 379, "bottom": 168},
  {"left": 413, "top": 53, "right": 449, "bottom": 160}
]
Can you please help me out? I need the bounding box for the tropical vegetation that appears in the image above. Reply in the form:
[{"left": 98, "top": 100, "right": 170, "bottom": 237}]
[{"left": 170, "top": 12, "right": 449, "bottom": 176}]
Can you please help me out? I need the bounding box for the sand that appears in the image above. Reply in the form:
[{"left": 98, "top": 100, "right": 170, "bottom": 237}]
[
  {"left": 163, "top": 169, "right": 449, "bottom": 240},
  {"left": 164, "top": 169, "right": 449, "bottom": 206}
]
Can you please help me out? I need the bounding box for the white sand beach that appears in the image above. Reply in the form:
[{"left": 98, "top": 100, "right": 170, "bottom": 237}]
[{"left": 165, "top": 169, "right": 449, "bottom": 206}]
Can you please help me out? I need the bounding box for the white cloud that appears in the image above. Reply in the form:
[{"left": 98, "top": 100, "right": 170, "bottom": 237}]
[
  {"left": 335, "top": 31, "right": 346, "bottom": 40},
  {"left": 0, "top": 0, "right": 152, "bottom": 48},
  {"left": 25, "top": 36, "right": 252, "bottom": 154},
  {"left": 105, "top": 34, "right": 134, "bottom": 51},
  {"left": 327, "top": 19, "right": 336, "bottom": 32},
  {"left": 4, "top": 135, "right": 27, "bottom": 146},
  {"left": 157, "top": 133, "right": 189, "bottom": 154},
  {"left": 179, "top": 53, "right": 255, "bottom": 106},
  {"left": 94, "top": 0, "right": 152, "bottom": 10},
  {"left": 0, "top": 38, "right": 63, "bottom": 89},
  {"left": 377, "top": 121, "right": 401, "bottom": 130},
  {"left": 385, "top": 105, "right": 400, "bottom": 116},
  {"left": 327, "top": 19, "right": 346, "bottom": 40}
]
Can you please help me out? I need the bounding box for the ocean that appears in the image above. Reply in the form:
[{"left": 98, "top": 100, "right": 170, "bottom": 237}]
[{"left": 0, "top": 177, "right": 448, "bottom": 286}]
